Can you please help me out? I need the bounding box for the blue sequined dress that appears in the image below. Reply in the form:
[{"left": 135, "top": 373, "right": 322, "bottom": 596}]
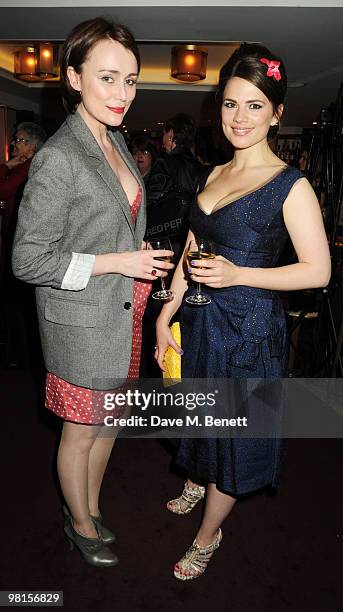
[{"left": 176, "top": 164, "right": 304, "bottom": 496}]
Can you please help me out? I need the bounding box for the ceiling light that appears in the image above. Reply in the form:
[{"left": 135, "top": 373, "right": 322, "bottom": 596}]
[
  {"left": 14, "top": 43, "right": 58, "bottom": 82},
  {"left": 171, "top": 45, "right": 208, "bottom": 82},
  {"left": 36, "top": 43, "right": 57, "bottom": 78},
  {"left": 14, "top": 47, "right": 39, "bottom": 82}
]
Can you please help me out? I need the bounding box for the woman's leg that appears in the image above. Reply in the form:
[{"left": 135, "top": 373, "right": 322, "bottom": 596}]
[
  {"left": 87, "top": 431, "right": 116, "bottom": 517},
  {"left": 196, "top": 483, "right": 236, "bottom": 546},
  {"left": 57, "top": 421, "right": 98, "bottom": 538},
  {"left": 174, "top": 483, "right": 236, "bottom": 578}
]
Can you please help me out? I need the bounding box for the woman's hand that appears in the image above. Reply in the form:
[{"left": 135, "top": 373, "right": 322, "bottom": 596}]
[
  {"left": 188, "top": 255, "right": 240, "bottom": 288},
  {"left": 117, "top": 249, "right": 174, "bottom": 281},
  {"left": 154, "top": 318, "right": 183, "bottom": 371},
  {"left": 92, "top": 249, "right": 175, "bottom": 280}
]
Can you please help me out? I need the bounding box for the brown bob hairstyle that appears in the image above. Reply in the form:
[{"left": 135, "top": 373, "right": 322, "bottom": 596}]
[
  {"left": 60, "top": 17, "right": 140, "bottom": 114},
  {"left": 218, "top": 43, "right": 287, "bottom": 140}
]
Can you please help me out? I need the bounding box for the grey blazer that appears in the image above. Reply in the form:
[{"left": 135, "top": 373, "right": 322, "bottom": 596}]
[{"left": 12, "top": 112, "right": 146, "bottom": 389}]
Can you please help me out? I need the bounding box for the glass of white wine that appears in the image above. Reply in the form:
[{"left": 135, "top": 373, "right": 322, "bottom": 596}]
[
  {"left": 185, "top": 238, "right": 215, "bottom": 305},
  {"left": 147, "top": 238, "right": 174, "bottom": 300}
]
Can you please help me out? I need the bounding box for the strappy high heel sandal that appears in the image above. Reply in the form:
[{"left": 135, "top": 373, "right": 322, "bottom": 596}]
[
  {"left": 62, "top": 505, "right": 116, "bottom": 545},
  {"left": 167, "top": 481, "right": 205, "bottom": 514},
  {"left": 174, "top": 528, "right": 222, "bottom": 581}
]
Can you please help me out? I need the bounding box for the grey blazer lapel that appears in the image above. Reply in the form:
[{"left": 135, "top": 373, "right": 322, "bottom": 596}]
[
  {"left": 109, "top": 130, "right": 142, "bottom": 187},
  {"left": 66, "top": 113, "right": 143, "bottom": 235},
  {"left": 66, "top": 112, "right": 104, "bottom": 159},
  {"left": 96, "top": 160, "right": 135, "bottom": 234},
  {"left": 108, "top": 132, "right": 147, "bottom": 238}
]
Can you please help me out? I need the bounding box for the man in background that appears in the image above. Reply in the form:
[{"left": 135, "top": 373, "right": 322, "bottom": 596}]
[{"left": 141, "top": 114, "right": 202, "bottom": 376}]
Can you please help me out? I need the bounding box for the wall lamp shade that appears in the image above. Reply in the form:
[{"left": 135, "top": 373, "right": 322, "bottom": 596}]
[
  {"left": 36, "top": 43, "right": 57, "bottom": 78},
  {"left": 14, "top": 47, "right": 38, "bottom": 82},
  {"left": 171, "top": 45, "right": 208, "bottom": 82},
  {"left": 14, "top": 43, "right": 57, "bottom": 81}
]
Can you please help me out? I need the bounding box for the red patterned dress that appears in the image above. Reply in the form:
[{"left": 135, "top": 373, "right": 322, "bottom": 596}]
[{"left": 45, "top": 186, "right": 151, "bottom": 424}]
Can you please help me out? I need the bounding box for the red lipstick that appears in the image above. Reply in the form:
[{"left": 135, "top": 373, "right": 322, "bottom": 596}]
[{"left": 106, "top": 106, "right": 125, "bottom": 114}]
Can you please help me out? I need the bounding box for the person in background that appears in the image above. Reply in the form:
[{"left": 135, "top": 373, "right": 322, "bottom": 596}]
[
  {"left": 141, "top": 114, "right": 203, "bottom": 377},
  {"left": 12, "top": 17, "right": 173, "bottom": 568},
  {"left": 0, "top": 122, "right": 46, "bottom": 368},
  {"left": 146, "top": 113, "right": 202, "bottom": 262},
  {"left": 0, "top": 122, "right": 47, "bottom": 270},
  {"left": 132, "top": 134, "right": 157, "bottom": 185}
]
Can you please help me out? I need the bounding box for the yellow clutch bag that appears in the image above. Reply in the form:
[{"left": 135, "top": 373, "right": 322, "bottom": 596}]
[{"left": 163, "top": 322, "right": 182, "bottom": 385}]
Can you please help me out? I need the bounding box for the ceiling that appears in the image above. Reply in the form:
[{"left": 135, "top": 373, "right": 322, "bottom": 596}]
[{"left": 0, "top": 3, "right": 343, "bottom": 131}]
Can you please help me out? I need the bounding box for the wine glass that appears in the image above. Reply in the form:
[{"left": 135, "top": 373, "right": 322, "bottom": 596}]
[
  {"left": 185, "top": 238, "right": 215, "bottom": 305},
  {"left": 147, "top": 238, "right": 174, "bottom": 300}
]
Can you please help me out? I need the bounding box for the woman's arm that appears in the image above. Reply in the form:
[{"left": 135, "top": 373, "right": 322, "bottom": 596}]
[
  {"left": 12, "top": 146, "right": 76, "bottom": 287},
  {"left": 12, "top": 146, "right": 173, "bottom": 288},
  {"left": 154, "top": 228, "right": 194, "bottom": 370},
  {"left": 189, "top": 178, "right": 331, "bottom": 291}
]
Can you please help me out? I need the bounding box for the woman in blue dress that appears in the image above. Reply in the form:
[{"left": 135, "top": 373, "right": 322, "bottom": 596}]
[{"left": 155, "top": 43, "right": 331, "bottom": 581}]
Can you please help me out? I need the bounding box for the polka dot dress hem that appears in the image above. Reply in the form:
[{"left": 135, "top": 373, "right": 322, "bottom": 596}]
[{"left": 45, "top": 186, "right": 151, "bottom": 424}]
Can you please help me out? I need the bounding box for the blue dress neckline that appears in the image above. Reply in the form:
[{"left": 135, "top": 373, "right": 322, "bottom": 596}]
[{"left": 197, "top": 164, "right": 290, "bottom": 217}]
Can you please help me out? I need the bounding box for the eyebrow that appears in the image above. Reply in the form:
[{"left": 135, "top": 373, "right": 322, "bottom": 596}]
[
  {"left": 224, "top": 98, "right": 266, "bottom": 104},
  {"left": 98, "top": 69, "right": 138, "bottom": 77}
]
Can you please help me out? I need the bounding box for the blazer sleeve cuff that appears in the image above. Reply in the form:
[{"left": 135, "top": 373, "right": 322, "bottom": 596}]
[{"left": 61, "top": 252, "right": 95, "bottom": 291}]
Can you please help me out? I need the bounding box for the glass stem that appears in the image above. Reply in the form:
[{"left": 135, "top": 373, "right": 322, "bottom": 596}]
[
  {"left": 161, "top": 277, "right": 166, "bottom": 292},
  {"left": 197, "top": 282, "right": 202, "bottom": 295}
]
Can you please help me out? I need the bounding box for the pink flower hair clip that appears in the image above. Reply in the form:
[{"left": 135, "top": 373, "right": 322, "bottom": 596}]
[{"left": 260, "top": 58, "right": 282, "bottom": 81}]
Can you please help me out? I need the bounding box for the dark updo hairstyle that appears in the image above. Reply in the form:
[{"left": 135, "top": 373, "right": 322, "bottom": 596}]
[
  {"left": 218, "top": 43, "right": 287, "bottom": 140},
  {"left": 60, "top": 17, "right": 140, "bottom": 114},
  {"left": 164, "top": 113, "right": 197, "bottom": 149}
]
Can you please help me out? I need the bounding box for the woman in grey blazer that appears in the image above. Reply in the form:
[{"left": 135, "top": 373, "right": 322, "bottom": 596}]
[{"left": 12, "top": 17, "right": 173, "bottom": 567}]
